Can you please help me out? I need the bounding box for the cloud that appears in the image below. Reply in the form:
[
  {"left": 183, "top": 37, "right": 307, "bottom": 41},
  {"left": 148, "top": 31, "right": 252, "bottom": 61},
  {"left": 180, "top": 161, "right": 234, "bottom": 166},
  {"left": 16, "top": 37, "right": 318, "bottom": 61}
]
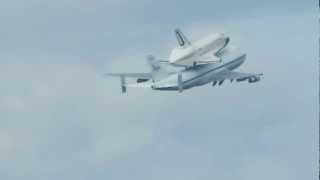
[
  {"left": 0, "top": 58, "right": 163, "bottom": 179},
  {"left": 0, "top": 1, "right": 316, "bottom": 180}
]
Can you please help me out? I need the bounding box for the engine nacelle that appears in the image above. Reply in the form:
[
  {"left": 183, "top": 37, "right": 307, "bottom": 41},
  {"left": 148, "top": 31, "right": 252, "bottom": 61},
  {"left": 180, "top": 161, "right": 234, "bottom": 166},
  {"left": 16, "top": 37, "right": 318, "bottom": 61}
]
[
  {"left": 236, "top": 77, "right": 249, "bottom": 82},
  {"left": 218, "top": 80, "right": 224, "bottom": 86},
  {"left": 248, "top": 77, "right": 260, "bottom": 83},
  {"left": 137, "top": 78, "right": 149, "bottom": 83}
]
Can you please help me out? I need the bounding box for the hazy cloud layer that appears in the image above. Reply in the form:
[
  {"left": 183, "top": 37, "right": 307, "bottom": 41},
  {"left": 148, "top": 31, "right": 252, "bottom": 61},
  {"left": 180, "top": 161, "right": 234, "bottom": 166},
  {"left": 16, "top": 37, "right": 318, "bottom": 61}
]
[{"left": 0, "top": 1, "right": 317, "bottom": 180}]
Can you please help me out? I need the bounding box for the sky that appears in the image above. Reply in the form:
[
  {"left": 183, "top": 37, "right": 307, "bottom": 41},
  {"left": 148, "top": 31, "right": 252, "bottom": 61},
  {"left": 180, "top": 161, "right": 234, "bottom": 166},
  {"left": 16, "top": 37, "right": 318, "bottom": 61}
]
[{"left": 0, "top": 0, "right": 318, "bottom": 180}]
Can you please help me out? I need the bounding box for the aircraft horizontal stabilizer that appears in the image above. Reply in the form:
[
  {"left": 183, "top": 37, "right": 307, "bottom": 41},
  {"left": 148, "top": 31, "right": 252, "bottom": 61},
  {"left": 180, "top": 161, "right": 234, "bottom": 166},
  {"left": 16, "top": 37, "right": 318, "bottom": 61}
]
[
  {"left": 126, "top": 82, "right": 153, "bottom": 88},
  {"left": 105, "top": 73, "right": 153, "bottom": 93}
]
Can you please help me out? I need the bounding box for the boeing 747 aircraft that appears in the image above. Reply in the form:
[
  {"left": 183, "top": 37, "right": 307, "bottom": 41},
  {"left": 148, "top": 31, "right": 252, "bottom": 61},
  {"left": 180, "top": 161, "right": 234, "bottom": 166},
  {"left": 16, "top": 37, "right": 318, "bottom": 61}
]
[{"left": 106, "top": 37, "right": 263, "bottom": 93}]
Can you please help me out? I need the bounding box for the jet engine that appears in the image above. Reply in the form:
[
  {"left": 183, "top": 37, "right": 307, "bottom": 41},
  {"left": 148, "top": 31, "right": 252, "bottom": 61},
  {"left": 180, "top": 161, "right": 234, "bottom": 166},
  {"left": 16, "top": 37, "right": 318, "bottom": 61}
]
[
  {"left": 236, "top": 76, "right": 260, "bottom": 83},
  {"left": 137, "top": 78, "right": 149, "bottom": 83},
  {"left": 236, "top": 77, "right": 248, "bottom": 82},
  {"left": 248, "top": 76, "right": 260, "bottom": 83}
]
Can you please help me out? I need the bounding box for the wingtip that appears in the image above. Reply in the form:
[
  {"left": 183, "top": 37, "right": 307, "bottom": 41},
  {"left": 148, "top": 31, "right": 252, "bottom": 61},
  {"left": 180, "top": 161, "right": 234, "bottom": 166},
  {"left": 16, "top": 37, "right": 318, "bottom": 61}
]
[{"left": 104, "top": 73, "right": 116, "bottom": 77}]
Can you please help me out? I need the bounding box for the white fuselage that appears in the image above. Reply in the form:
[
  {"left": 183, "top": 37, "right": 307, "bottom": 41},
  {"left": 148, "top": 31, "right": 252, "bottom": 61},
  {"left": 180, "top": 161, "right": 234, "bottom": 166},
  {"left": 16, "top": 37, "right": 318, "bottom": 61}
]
[
  {"left": 169, "top": 33, "right": 229, "bottom": 66},
  {"left": 152, "top": 49, "right": 246, "bottom": 91}
]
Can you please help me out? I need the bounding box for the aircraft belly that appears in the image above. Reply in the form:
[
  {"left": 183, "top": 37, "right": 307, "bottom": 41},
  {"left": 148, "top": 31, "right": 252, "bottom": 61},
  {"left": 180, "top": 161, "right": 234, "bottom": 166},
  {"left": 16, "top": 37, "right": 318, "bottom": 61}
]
[{"left": 184, "top": 69, "right": 222, "bottom": 87}]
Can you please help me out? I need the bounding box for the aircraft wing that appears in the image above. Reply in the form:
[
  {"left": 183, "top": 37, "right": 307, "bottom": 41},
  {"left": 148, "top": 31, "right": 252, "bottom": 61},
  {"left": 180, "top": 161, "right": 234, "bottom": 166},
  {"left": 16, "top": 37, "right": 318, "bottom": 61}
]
[
  {"left": 224, "top": 71, "right": 263, "bottom": 80},
  {"left": 105, "top": 73, "right": 153, "bottom": 93},
  {"left": 105, "top": 73, "right": 152, "bottom": 79},
  {"left": 212, "top": 71, "right": 263, "bottom": 85}
]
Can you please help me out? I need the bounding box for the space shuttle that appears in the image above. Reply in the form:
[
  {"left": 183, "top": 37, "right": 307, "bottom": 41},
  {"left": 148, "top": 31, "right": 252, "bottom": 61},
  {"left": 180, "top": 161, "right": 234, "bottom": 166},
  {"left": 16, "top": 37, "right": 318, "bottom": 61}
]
[
  {"left": 106, "top": 29, "right": 263, "bottom": 93},
  {"left": 168, "top": 29, "right": 230, "bottom": 66}
]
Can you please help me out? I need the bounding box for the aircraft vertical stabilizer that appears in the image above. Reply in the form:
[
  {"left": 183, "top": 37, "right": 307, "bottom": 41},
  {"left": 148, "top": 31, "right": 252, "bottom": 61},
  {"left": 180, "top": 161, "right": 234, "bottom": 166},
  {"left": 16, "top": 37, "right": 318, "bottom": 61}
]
[{"left": 147, "top": 55, "right": 169, "bottom": 81}]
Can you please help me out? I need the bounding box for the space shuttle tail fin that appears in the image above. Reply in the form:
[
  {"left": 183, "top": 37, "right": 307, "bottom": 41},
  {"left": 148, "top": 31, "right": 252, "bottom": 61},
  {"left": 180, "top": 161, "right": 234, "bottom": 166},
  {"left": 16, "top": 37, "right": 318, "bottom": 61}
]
[{"left": 174, "top": 28, "right": 191, "bottom": 47}]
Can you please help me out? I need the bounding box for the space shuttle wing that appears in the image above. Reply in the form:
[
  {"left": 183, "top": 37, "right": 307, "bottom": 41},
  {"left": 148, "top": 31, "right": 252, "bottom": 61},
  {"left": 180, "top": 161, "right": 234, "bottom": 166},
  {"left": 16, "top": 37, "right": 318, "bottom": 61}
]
[
  {"left": 105, "top": 73, "right": 152, "bottom": 79},
  {"left": 196, "top": 54, "right": 221, "bottom": 64},
  {"left": 168, "top": 54, "right": 221, "bottom": 67}
]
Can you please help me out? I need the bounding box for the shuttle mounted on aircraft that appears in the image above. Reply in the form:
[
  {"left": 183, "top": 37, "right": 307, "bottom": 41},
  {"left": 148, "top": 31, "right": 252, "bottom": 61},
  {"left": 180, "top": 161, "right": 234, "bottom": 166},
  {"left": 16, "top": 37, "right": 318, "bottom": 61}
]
[
  {"left": 168, "top": 29, "right": 230, "bottom": 66},
  {"left": 106, "top": 28, "right": 262, "bottom": 93}
]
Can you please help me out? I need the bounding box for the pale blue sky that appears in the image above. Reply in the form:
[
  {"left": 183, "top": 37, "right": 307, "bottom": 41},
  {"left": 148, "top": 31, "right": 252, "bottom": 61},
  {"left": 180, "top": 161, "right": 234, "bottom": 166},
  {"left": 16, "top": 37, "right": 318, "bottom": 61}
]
[{"left": 0, "top": 1, "right": 317, "bottom": 180}]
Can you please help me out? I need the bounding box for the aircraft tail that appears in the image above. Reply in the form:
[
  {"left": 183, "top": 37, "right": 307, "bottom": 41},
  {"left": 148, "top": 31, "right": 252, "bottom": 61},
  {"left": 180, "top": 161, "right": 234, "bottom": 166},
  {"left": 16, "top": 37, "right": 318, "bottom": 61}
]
[
  {"left": 147, "top": 55, "right": 160, "bottom": 71},
  {"left": 175, "top": 28, "right": 191, "bottom": 47},
  {"left": 146, "top": 55, "right": 169, "bottom": 81}
]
